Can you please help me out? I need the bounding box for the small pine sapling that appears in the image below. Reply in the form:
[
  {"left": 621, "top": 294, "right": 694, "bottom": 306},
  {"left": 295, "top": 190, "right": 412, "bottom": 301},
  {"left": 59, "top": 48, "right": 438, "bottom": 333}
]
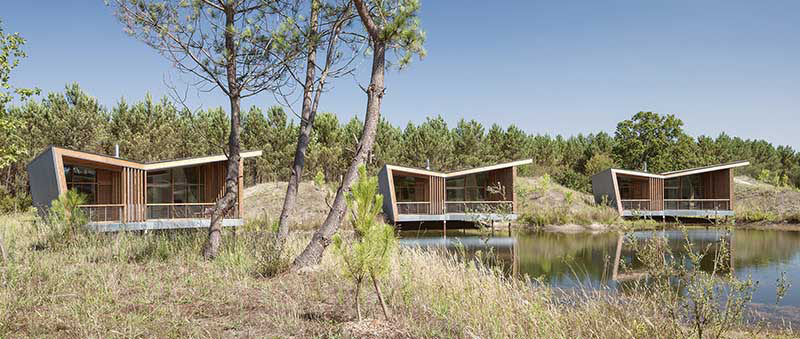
[{"left": 333, "top": 165, "right": 396, "bottom": 321}]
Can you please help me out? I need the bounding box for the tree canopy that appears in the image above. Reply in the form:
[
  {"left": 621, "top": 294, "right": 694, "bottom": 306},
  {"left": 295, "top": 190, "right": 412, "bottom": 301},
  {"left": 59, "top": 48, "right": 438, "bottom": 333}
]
[{"left": 1, "top": 85, "right": 799, "bottom": 212}]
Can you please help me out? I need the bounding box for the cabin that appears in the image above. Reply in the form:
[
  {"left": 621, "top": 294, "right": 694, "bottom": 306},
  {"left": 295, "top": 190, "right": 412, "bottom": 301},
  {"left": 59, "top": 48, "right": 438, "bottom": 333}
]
[
  {"left": 27, "top": 146, "right": 262, "bottom": 231},
  {"left": 377, "top": 159, "right": 533, "bottom": 227},
  {"left": 591, "top": 161, "right": 750, "bottom": 218}
]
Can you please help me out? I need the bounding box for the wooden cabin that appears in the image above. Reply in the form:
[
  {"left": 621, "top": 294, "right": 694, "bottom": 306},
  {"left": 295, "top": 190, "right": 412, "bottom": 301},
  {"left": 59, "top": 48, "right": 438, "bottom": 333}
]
[
  {"left": 591, "top": 161, "right": 749, "bottom": 218},
  {"left": 27, "top": 146, "right": 262, "bottom": 231},
  {"left": 377, "top": 159, "right": 533, "bottom": 226}
]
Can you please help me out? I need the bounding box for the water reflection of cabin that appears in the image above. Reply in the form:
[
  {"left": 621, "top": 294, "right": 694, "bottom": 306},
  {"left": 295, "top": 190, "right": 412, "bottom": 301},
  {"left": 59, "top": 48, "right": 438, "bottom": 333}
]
[
  {"left": 377, "top": 159, "right": 533, "bottom": 226},
  {"left": 27, "top": 146, "right": 262, "bottom": 231},
  {"left": 591, "top": 161, "right": 750, "bottom": 218}
]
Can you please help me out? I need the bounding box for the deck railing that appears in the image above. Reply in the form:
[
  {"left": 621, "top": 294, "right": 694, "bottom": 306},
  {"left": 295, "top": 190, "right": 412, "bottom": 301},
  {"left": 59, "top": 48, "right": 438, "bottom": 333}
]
[
  {"left": 146, "top": 203, "right": 239, "bottom": 219},
  {"left": 445, "top": 201, "right": 513, "bottom": 214},
  {"left": 620, "top": 199, "right": 651, "bottom": 211},
  {"left": 79, "top": 204, "right": 124, "bottom": 223},
  {"left": 397, "top": 202, "right": 431, "bottom": 215},
  {"left": 664, "top": 199, "right": 730, "bottom": 211}
]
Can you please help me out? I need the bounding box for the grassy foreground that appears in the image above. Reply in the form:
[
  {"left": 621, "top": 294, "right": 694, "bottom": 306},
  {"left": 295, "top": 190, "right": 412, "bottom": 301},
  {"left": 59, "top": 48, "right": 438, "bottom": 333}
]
[{"left": 0, "top": 212, "right": 795, "bottom": 338}]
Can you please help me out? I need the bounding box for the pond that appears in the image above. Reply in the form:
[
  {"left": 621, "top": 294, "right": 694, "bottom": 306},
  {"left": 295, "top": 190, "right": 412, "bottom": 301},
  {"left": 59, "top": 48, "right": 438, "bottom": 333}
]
[{"left": 399, "top": 227, "right": 800, "bottom": 325}]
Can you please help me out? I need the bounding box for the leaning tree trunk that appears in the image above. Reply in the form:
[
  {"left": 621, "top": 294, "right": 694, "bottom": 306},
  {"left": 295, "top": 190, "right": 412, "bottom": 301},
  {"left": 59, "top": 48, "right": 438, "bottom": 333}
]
[
  {"left": 291, "top": 39, "right": 386, "bottom": 269},
  {"left": 276, "top": 1, "right": 320, "bottom": 245},
  {"left": 372, "top": 273, "right": 391, "bottom": 320},
  {"left": 355, "top": 279, "right": 363, "bottom": 321},
  {"left": 203, "top": 4, "right": 241, "bottom": 260}
]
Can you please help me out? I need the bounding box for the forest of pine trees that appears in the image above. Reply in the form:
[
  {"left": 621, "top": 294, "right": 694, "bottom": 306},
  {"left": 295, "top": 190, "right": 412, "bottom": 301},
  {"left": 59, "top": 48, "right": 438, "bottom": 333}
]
[{"left": 1, "top": 84, "right": 798, "bottom": 212}]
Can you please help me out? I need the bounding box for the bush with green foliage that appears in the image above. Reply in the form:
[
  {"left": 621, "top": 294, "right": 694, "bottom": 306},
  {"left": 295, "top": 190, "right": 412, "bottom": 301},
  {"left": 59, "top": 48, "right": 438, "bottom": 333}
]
[
  {"left": 552, "top": 168, "right": 590, "bottom": 192},
  {"left": 242, "top": 213, "right": 290, "bottom": 277},
  {"left": 332, "top": 165, "right": 396, "bottom": 321},
  {"left": 40, "top": 189, "right": 89, "bottom": 248},
  {"left": 625, "top": 228, "right": 786, "bottom": 339}
]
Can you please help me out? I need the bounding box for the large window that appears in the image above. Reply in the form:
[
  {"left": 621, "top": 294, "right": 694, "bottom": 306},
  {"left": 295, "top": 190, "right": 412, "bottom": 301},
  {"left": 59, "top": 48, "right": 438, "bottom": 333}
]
[
  {"left": 466, "top": 173, "right": 488, "bottom": 201},
  {"left": 446, "top": 177, "right": 465, "bottom": 201},
  {"left": 172, "top": 166, "right": 203, "bottom": 203},
  {"left": 681, "top": 175, "right": 703, "bottom": 199},
  {"left": 393, "top": 176, "right": 418, "bottom": 202},
  {"left": 64, "top": 165, "right": 98, "bottom": 204},
  {"left": 147, "top": 166, "right": 206, "bottom": 218},
  {"left": 446, "top": 173, "right": 489, "bottom": 201},
  {"left": 665, "top": 178, "right": 680, "bottom": 199},
  {"left": 664, "top": 176, "right": 705, "bottom": 200},
  {"left": 146, "top": 166, "right": 205, "bottom": 204}
]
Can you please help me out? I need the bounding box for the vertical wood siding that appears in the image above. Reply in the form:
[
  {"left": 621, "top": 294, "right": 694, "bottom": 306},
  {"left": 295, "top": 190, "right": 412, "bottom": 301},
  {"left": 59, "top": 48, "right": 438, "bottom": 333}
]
[
  {"left": 202, "top": 162, "right": 227, "bottom": 204},
  {"left": 728, "top": 169, "right": 734, "bottom": 210},
  {"left": 648, "top": 177, "right": 664, "bottom": 211},
  {"left": 511, "top": 166, "right": 517, "bottom": 212},
  {"left": 122, "top": 167, "right": 146, "bottom": 222},
  {"left": 429, "top": 176, "right": 445, "bottom": 214}
]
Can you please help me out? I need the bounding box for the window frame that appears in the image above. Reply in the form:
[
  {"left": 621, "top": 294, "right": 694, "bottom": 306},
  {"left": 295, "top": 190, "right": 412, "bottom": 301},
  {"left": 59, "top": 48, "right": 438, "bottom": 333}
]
[{"left": 64, "top": 165, "right": 99, "bottom": 204}]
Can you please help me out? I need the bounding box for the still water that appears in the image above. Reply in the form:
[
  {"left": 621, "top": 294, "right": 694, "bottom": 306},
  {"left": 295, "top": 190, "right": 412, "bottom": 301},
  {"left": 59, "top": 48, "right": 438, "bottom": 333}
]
[{"left": 399, "top": 227, "right": 800, "bottom": 324}]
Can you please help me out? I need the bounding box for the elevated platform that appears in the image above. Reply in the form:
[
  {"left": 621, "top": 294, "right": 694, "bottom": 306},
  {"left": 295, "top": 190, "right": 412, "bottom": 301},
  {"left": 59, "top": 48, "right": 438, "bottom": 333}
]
[
  {"left": 396, "top": 213, "right": 518, "bottom": 223},
  {"left": 88, "top": 218, "right": 243, "bottom": 232},
  {"left": 622, "top": 209, "right": 734, "bottom": 218}
]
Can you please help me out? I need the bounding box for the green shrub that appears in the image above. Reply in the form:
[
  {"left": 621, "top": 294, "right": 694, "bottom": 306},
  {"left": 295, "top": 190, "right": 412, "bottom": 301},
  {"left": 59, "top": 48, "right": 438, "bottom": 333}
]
[
  {"left": 332, "top": 165, "right": 396, "bottom": 321},
  {"left": 0, "top": 188, "right": 31, "bottom": 214},
  {"left": 38, "top": 190, "right": 89, "bottom": 249},
  {"left": 736, "top": 207, "right": 779, "bottom": 223},
  {"left": 313, "top": 170, "right": 326, "bottom": 187},
  {"left": 553, "top": 169, "right": 590, "bottom": 193},
  {"left": 626, "top": 228, "right": 774, "bottom": 338},
  {"left": 245, "top": 213, "right": 289, "bottom": 277},
  {"left": 519, "top": 207, "right": 572, "bottom": 227}
]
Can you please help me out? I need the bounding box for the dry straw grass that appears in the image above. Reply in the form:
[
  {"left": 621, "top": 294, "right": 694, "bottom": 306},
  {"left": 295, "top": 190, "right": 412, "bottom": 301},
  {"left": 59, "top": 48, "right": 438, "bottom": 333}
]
[{"left": 1, "top": 212, "right": 796, "bottom": 338}]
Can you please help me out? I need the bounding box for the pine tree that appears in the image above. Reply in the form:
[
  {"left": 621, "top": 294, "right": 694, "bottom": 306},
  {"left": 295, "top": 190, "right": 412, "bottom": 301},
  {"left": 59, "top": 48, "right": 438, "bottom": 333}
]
[{"left": 332, "top": 165, "right": 395, "bottom": 321}]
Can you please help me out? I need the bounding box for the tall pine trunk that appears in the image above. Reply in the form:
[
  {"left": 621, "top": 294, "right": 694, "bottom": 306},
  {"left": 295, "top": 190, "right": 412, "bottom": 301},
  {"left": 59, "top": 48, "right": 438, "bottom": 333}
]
[
  {"left": 203, "top": 4, "right": 241, "bottom": 260},
  {"left": 276, "top": 0, "right": 320, "bottom": 245},
  {"left": 291, "top": 36, "right": 386, "bottom": 268}
]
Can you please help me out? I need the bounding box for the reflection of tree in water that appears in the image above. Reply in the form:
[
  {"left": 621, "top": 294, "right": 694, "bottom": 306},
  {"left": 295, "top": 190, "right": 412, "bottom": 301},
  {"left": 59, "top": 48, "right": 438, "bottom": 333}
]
[
  {"left": 624, "top": 230, "right": 734, "bottom": 275},
  {"left": 514, "top": 232, "right": 621, "bottom": 284},
  {"left": 730, "top": 230, "right": 800, "bottom": 268},
  {"left": 619, "top": 229, "right": 800, "bottom": 276},
  {"left": 400, "top": 229, "right": 800, "bottom": 289}
]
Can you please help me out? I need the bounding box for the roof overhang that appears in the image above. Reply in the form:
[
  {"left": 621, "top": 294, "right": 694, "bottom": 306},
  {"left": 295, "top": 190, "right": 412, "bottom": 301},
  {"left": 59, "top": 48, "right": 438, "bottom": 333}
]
[
  {"left": 386, "top": 159, "right": 533, "bottom": 178},
  {"left": 144, "top": 150, "right": 262, "bottom": 170},
  {"left": 39, "top": 146, "right": 262, "bottom": 171},
  {"left": 609, "top": 161, "right": 750, "bottom": 180},
  {"left": 661, "top": 161, "right": 750, "bottom": 178}
]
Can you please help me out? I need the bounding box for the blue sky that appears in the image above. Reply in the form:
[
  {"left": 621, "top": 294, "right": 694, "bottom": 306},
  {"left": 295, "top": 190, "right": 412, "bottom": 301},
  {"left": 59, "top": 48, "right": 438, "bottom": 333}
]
[{"left": 4, "top": 1, "right": 800, "bottom": 149}]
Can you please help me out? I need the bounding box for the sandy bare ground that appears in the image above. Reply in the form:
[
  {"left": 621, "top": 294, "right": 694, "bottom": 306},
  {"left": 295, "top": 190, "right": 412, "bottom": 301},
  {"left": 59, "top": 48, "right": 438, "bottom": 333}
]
[
  {"left": 243, "top": 181, "right": 332, "bottom": 229},
  {"left": 735, "top": 176, "right": 800, "bottom": 217}
]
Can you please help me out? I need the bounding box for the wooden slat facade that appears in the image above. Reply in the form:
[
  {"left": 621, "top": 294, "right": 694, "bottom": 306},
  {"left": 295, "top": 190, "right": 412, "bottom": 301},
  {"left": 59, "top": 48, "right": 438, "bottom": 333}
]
[
  {"left": 429, "top": 176, "right": 445, "bottom": 214},
  {"left": 121, "top": 167, "right": 146, "bottom": 222},
  {"left": 648, "top": 177, "right": 664, "bottom": 211},
  {"left": 202, "top": 161, "right": 228, "bottom": 204}
]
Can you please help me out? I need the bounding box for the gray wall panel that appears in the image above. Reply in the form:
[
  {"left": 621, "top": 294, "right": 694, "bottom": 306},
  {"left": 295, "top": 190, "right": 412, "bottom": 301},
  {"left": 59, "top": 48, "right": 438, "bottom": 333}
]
[
  {"left": 27, "top": 147, "right": 60, "bottom": 211},
  {"left": 377, "top": 166, "right": 395, "bottom": 223},
  {"left": 591, "top": 169, "right": 618, "bottom": 210}
]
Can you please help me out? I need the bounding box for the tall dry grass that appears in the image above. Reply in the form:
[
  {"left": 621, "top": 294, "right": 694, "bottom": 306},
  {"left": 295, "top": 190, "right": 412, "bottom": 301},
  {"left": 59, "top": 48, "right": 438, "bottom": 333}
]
[{"left": 1, "top": 212, "right": 796, "bottom": 338}]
